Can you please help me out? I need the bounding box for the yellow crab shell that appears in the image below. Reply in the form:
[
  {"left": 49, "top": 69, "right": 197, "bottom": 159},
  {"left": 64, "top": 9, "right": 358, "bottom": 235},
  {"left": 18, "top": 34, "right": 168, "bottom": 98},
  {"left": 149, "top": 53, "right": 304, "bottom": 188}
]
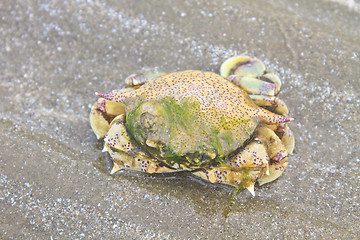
[{"left": 90, "top": 56, "right": 295, "bottom": 195}]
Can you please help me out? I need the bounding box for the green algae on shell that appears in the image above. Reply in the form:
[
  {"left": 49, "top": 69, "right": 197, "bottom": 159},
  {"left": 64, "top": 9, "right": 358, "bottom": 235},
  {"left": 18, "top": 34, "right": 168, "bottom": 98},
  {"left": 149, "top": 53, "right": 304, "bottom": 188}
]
[{"left": 98, "top": 70, "right": 292, "bottom": 169}]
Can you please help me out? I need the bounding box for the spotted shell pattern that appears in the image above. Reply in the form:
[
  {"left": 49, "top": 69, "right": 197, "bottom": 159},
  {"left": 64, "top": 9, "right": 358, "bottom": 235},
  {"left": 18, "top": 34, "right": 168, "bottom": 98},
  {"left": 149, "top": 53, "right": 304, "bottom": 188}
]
[{"left": 91, "top": 57, "right": 295, "bottom": 196}]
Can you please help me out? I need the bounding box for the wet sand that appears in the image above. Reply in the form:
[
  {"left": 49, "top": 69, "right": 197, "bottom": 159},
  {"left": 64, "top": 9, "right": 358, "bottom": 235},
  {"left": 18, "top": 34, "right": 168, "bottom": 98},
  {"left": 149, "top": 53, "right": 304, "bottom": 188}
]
[{"left": 1, "top": 0, "right": 359, "bottom": 238}]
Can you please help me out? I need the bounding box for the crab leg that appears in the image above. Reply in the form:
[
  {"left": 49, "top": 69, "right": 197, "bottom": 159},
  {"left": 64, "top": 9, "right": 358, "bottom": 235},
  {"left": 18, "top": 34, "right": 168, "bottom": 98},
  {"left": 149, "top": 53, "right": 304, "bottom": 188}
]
[
  {"left": 109, "top": 149, "right": 175, "bottom": 174},
  {"left": 96, "top": 88, "right": 143, "bottom": 103},
  {"left": 261, "top": 72, "right": 281, "bottom": 95},
  {"left": 276, "top": 124, "right": 295, "bottom": 155},
  {"left": 227, "top": 75, "right": 277, "bottom": 96},
  {"left": 263, "top": 123, "right": 295, "bottom": 155},
  {"left": 125, "top": 71, "right": 168, "bottom": 88},
  {"left": 256, "top": 126, "right": 289, "bottom": 185},
  {"left": 192, "top": 166, "right": 263, "bottom": 196},
  {"left": 249, "top": 95, "right": 289, "bottom": 115},
  {"left": 221, "top": 55, "right": 283, "bottom": 96},
  {"left": 103, "top": 115, "right": 136, "bottom": 153},
  {"left": 221, "top": 55, "right": 290, "bottom": 121},
  {"left": 192, "top": 124, "right": 291, "bottom": 195},
  {"left": 192, "top": 139, "right": 270, "bottom": 196},
  {"left": 220, "top": 55, "right": 266, "bottom": 78}
]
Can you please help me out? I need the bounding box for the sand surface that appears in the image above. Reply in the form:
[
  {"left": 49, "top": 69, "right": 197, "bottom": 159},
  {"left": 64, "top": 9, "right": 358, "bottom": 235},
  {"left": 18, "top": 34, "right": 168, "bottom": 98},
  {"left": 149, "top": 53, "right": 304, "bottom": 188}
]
[{"left": 1, "top": 0, "right": 359, "bottom": 238}]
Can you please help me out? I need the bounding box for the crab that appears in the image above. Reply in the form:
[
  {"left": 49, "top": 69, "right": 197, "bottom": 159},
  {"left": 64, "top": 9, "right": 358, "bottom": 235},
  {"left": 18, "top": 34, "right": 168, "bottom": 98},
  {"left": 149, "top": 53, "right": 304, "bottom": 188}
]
[{"left": 90, "top": 56, "right": 295, "bottom": 195}]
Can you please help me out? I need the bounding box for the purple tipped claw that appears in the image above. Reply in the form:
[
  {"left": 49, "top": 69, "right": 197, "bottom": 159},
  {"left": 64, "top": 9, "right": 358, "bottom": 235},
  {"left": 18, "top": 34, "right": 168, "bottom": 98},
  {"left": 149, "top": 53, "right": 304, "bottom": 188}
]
[
  {"left": 96, "top": 92, "right": 111, "bottom": 100},
  {"left": 284, "top": 117, "right": 294, "bottom": 123},
  {"left": 95, "top": 89, "right": 136, "bottom": 103}
]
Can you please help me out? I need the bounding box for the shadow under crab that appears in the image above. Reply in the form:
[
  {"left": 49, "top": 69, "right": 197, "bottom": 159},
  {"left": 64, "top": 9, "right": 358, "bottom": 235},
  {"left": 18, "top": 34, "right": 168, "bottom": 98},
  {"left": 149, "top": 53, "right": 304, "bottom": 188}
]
[{"left": 90, "top": 56, "right": 295, "bottom": 196}]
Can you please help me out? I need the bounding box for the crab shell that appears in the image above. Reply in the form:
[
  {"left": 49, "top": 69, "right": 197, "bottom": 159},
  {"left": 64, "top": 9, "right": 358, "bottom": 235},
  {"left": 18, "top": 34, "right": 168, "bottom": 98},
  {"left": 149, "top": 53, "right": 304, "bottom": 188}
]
[{"left": 90, "top": 56, "right": 295, "bottom": 196}]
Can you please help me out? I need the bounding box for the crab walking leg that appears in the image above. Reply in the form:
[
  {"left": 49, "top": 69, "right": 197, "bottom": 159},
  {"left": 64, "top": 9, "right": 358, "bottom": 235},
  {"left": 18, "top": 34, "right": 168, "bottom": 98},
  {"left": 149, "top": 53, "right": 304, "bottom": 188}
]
[
  {"left": 220, "top": 55, "right": 266, "bottom": 78},
  {"left": 221, "top": 56, "right": 282, "bottom": 96},
  {"left": 96, "top": 86, "right": 145, "bottom": 103},
  {"left": 192, "top": 167, "right": 264, "bottom": 196},
  {"left": 277, "top": 124, "right": 295, "bottom": 155},
  {"left": 193, "top": 125, "right": 291, "bottom": 195},
  {"left": 192, "top": 140, "right": 270, "bottom": 196},
  {"left": 249, "top": 95, "right": 289, "bottom": 115},
  {"left": 228, "top": 140, "right": 271, "bottom": 195},
  {"left": 98, "top": 71, "right": 170, "bottom": 103},
  {"left": 258, "top": 127, "right": 288, "bottom": 161},
  {"left": 227, "top": 73, "right": 284, "bottom": 97},
  {"left": 103, "top": 115, "right": 175, "bottom": 174},
  {"left": 257, "top": 126, "right": 289, "bottom": 185},
  {"left": 261, "top": 73, "right": 282, "bottom": 95},
  {"left": 227, "top": 75, "right": 277, "bottom": 96},
  {"left": 125, "top": 71, "right": 169, "bottom": 88},
  {"left": 108, "top": 149, "right": 176, "bottom": 174},
  {"left": 263, "top": 123, "right": 295, "bottom": 155},
  {"left": 103, "top": 115, "right": 137, "bottom": 153},
  {"left": 228, "top": 141, "right": 270, "bottom": 174}
]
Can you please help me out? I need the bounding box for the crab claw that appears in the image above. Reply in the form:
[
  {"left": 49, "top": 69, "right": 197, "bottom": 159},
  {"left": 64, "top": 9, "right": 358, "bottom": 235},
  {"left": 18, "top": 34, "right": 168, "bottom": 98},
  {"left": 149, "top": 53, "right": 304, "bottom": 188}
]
[
  {"left": 89, "top": 98, "right": 126, "bottom": 139},
  {"left": 90, "top": 100, "right": 110, "bottom": 139},
  {"left": 103, "top": 114, "right": 136, "bottom": 153}
]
